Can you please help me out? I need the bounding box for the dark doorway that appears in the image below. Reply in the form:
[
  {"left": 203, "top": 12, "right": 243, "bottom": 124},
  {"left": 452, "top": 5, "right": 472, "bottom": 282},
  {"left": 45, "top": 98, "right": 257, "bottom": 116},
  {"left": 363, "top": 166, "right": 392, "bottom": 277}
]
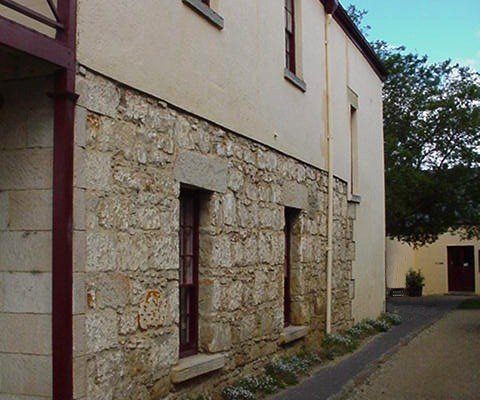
[{"left": 447, "top": 246, "right": 475, "bottom": 292}]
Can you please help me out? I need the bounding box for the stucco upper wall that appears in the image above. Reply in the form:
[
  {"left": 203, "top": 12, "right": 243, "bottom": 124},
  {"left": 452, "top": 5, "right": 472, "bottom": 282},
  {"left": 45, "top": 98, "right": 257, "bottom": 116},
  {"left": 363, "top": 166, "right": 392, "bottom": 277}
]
[{"left": 76, "top": 0, "right": 383, "bottom": 173}]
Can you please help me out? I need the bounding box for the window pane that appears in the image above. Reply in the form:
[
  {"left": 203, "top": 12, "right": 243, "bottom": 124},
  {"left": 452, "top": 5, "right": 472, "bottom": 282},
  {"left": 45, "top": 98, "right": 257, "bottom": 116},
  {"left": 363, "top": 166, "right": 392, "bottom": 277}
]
[
  {"left": 180, "top": 287, "right": 190, "bottom": 344},
  {"left": 184, "top": 227, "right": 194, "bottom": 255}
]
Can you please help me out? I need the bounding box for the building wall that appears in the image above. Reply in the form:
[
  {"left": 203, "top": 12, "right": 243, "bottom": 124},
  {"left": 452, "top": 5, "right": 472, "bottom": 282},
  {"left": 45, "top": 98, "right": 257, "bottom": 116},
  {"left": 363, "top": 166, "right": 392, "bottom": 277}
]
[
  {"left": 76, "top": 70, "right": 356, "bottom": 399},
  {"left": 0, "top": 76, "right": 54, "bottom": 399},
  {"left": 386, "top": 234, "right": 480, "bottom": 295},
  {"left": 76, "top": 0, "right": 385, "bottom": 323}
]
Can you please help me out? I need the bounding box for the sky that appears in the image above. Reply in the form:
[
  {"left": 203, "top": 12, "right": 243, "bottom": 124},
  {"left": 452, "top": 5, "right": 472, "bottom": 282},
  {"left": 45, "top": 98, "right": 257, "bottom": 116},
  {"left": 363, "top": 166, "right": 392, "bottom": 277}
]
[{"left": 346, "top": 0, "right": 480, "bottom": 72}]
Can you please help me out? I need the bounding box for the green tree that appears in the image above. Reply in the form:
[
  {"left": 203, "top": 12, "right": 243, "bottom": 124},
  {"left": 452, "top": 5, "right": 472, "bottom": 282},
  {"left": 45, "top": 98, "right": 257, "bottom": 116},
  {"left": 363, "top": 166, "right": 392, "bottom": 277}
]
[
  {"left": 346, "top": 5, "right": 480, "bottom": 246},
  {"left": 377, "top": 43, "right": 480, "bottom": 245}
]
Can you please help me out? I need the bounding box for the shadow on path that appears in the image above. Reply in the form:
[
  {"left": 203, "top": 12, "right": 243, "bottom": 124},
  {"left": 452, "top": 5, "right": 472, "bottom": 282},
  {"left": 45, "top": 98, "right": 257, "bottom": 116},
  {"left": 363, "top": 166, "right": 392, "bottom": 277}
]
[{"left": 272, "top": 295, "right": 470, "bottom": 400}]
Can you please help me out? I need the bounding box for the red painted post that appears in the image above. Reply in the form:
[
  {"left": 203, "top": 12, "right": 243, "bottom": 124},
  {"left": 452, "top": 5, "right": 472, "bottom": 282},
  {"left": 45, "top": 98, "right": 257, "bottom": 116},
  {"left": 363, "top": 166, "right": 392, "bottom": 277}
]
[{"left": 52, "top": 1, "right": 77, "bottom": 399}]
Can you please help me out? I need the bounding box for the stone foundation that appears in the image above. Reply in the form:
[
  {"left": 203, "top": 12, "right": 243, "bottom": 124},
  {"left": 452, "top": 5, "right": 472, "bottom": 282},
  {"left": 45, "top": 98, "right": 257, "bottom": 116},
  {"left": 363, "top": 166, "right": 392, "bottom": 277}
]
[{"left": 76, "top": 69, "right": 355, "bottom": 400}]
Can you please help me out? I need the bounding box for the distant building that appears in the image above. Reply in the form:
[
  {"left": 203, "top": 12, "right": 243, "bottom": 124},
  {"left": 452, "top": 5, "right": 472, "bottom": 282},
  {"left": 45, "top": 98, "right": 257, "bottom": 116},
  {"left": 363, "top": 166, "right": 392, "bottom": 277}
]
[
  {"left": 387, "top": 233, "right": 480, "bottom": 295},
  {"left": 0, "top": 0, "right": 387, "bottom": 398}
]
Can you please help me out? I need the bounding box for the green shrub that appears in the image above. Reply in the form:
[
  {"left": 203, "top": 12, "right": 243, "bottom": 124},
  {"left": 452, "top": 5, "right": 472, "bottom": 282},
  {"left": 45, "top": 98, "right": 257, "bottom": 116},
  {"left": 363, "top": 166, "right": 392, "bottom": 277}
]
[{"left": 406, "top": 269, "right": 425, "bottom": 292}]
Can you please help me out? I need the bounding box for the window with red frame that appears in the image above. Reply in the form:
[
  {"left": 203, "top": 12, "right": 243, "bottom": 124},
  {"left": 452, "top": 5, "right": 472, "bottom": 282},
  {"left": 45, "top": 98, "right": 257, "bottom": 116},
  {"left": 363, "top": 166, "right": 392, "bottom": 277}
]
[
  {"left": 285, "top": 0, "right": 296, "bottom": 74},
  {"left": 201, "top": 0, "right": 210, "bottom": 6},
  {"left": 179, "top": 190, "right": 200, "bottom": 358},
  {"left": 284, "top": 208, "right": 295, "bottom": 327}
]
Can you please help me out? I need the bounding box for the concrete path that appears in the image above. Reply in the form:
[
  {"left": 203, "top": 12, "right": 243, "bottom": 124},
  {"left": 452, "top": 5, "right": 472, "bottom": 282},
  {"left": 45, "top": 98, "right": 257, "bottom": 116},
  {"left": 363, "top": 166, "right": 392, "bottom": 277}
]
[
  {"left": 344, "top": 308, "right": 480, "bottom": 400},
  {"left": 272, "top": 296, "right": 470, "bottom": 400}
]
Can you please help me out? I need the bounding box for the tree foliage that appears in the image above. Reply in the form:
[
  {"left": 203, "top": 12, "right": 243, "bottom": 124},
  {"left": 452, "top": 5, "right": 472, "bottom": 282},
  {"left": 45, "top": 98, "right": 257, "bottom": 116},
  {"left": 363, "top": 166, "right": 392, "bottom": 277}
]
[{"left": 347, "top": 5, "right": 480, "bottom": 246}]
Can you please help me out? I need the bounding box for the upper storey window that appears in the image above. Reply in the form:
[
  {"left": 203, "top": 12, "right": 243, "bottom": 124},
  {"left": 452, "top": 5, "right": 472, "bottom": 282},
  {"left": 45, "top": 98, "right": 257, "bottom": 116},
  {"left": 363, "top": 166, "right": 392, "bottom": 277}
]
[
  {"left": 285, "top": 0, "right": 296, "bottom": 74},
  {"left": 200, "top": 0, "right": 210, "bottom": 5}
]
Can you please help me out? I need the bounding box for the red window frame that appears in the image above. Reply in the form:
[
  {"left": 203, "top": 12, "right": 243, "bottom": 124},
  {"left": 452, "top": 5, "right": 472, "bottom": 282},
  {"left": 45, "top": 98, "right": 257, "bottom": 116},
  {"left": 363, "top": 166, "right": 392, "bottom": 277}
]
[
  {"left": 285, "top": 0, "right": 296, "bottom": 74},
  {"left": 284, "top": 208, "right": 294, "bottom": 327},
  {"left": 179, "top": 190, "right": 200, "bottom": 358}
]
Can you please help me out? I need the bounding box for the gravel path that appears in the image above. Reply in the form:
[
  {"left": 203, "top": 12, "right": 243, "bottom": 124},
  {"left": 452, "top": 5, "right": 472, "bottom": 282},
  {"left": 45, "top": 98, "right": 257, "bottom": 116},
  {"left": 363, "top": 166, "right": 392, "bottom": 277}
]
[
  {"left": 272, "top": 296, "right": 469, "bottom": 400},
  {"left": 343, "top": 309, "right": 480, "bottom": 400}
]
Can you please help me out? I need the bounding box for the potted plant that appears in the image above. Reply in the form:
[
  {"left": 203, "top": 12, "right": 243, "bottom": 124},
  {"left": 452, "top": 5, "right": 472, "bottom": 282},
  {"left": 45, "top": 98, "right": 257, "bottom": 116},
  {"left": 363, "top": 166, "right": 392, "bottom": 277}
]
[{"left": 405, "top": 269, "right": 425, "bottom": 297}]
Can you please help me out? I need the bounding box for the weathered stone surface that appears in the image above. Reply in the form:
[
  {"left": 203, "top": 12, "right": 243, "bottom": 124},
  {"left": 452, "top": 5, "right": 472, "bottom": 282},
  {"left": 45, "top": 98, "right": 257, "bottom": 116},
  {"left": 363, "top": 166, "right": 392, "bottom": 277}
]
[
  {"left": 0, "top": 354, "right": 52, "bottom": 397},
  {"left": 0, "top": 231, "right": 52, "bottom": 271},
  {"left": 280, "top": 325, "right": 309, "bottom": 344},
  {"left": 0, "top": 149, "right": 52, "bottom": 190},
  {"left": 174, "top": 151, "right": 227, "bottom": 193},
  {"left": 0, "top": 272, "right": 51, "bottom": 313},
  {"left": 8, "top": 190, "right": 52, "bottom": 231},
  {"left": 171, "top": 353, "right": 225, "bottom": 383},
  {"left": 80, "top": 71, "right": 355, "bottom": 400},
  {"left": 86, "top": 308, "right": 119, "bottom": 352},
  {"left": 281, "top": 181, "right": 309, "bottom": 210},
  {"left": 0, "top": 313, "right": 51, "bottom": 355},
  {"left": 0, "top": 191, "right": 7, "bottom": 230}
]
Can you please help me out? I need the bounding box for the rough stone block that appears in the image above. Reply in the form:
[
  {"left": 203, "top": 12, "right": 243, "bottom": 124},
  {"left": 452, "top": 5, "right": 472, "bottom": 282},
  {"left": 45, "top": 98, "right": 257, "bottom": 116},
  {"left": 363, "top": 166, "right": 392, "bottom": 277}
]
[
  {"left": 280, "top": 181, "right": 309, "bottom": 210},
  {"left": 0, "top": 149, "right": 53, "bottom": 190},
  {"left": 0, "top": 353, "right": 52, "bottom": 397},
  {"left": 8, "top": 190, "right": 52, "bottom": 231},
  {"left": 74, "top": 273, "right": 86, "bottom": 315},
  {"left": 0, "top": 313, "right": 51, "bottom": 355},
  {"left": 73, "top": 314, "right": 86, "bottom": 357},
  {"left": 76, "top": 74, "right": 120, "bottom": 118},
  {"left": 0, "top": 191, "right": 7, "bottom": 230},
  {"left": 73, "top": 356, "right": 87, "bottom": 399},
  {"left": 75, "top": 106, "right": 87, "bottom": 147},
  {"left": 84, "top": 150, "right": 111, "bottom": 190},
  {"left": 74, "top": 146, "right": 87, "bottom": 189},
  {"left": 74, "top": 188, "right": 86, "bottom": 231},
  {"left": 171, "top": 353, "right": 225, "bottom": 383},
  {"left": 280, "top": 325, "right": 309, "bottom": 344},
  {"left": 0, "top": 231, "right": 51, "bottom": 272},
  {"left": 86, "top": 232, "right": 117, "bottom": 272},
  {"left": 86, "top": 309, "right": 119, "bottom": 352},
  {"left": 200, "top": 321, "right": 232, "bottom": 353},
  {"left": 26, "top": 107, "right": 54, "bottom": 148},
  {"left": 174, "top": 151, "right": 227, "bottom": 193},
  {"left": 0, "top": 272, "right": 51, "bottom": 313},
  {"left": 73, "top": 231, "right": 86, "bottom": 272}
]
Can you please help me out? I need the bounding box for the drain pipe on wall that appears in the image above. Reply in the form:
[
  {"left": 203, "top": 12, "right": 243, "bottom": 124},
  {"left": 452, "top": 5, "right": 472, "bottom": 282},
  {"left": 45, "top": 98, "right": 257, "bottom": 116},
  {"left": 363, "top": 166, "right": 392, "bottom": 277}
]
[{"left": 324, "top": 0, "right": 339, "bottom": 335}]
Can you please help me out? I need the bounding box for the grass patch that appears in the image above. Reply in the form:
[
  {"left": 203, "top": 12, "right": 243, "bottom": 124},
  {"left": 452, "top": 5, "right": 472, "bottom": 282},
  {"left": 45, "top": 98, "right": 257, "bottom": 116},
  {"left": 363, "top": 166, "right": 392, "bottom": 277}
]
[{"left": 458, "top": 298, "right": 480, "bottom": 309}]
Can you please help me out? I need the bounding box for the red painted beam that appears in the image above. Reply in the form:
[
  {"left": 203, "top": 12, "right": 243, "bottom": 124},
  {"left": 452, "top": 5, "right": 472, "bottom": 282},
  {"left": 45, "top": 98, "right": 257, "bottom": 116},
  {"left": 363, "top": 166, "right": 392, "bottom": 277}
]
[
  {"left": 0, "top": 0, "right": 64, "bottom": 29},
  {"left": 0, "top": 14, "right": 73, "bottom": 68}
]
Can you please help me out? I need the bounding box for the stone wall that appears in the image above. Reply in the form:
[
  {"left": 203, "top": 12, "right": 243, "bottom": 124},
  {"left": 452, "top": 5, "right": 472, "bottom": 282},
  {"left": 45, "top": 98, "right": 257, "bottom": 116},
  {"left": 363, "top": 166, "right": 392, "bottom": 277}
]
[
  {"left": 77, "top": 69, "right": 355, "bottom": 400},
  {"left": 0, "top": 76, "right": 54, "bottom": 398}
]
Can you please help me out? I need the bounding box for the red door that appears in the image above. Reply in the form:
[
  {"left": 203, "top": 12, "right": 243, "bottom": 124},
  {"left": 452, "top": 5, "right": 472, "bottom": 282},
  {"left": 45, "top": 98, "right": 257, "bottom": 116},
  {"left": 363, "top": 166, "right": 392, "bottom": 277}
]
[{"left": 447, "top": 246, "right": 475, "bottom": 292}]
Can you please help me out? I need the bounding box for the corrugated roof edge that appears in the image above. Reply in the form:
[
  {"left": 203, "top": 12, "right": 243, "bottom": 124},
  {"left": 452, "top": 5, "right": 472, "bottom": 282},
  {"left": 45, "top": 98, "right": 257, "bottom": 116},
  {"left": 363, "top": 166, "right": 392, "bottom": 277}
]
[{"left": 320, "top": 0, "right": 388, "bottom": 82}]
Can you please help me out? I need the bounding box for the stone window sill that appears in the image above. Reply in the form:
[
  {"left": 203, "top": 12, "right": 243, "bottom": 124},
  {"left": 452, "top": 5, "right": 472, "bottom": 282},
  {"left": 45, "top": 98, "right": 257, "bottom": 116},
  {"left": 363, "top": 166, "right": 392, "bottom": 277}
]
[
  {"left": 284, "top": 68, "right": 307, "bottom": 92},
  {"left": 171, "top": 353, "right": 225, "bottom": 383},
  {"left": 280, "top": 325, "right": 309, "bottom": 345},
  {"left": 348, "top": 194, "right": 362, "bottom": 204},
  {"left": 182, "top": 0, "right": 224, "bottom": 30}
]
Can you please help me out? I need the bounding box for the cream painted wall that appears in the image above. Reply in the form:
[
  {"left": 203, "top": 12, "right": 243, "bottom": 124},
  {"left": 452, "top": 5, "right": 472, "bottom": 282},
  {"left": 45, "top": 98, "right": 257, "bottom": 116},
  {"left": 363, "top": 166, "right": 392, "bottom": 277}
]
[
  {"left": 347, "top": 40, "right": 386, "bottom": 321},
  {"left": 76, "top": 0, "right": 386, "bottom": 320},
  {"left": 387, "top": 234, "right": 480, "bottom": 295}
]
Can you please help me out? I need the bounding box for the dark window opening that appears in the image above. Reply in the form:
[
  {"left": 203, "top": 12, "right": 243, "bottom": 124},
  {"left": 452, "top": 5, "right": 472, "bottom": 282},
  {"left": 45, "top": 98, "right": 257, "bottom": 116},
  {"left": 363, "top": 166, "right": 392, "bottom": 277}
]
[
  {"left": 285, "top": 0, "right": 296, "bottom": 74},
  {"left": 284, "top": 208, "right": 296, "bottom": 327},
  {"left": 179, "top": 189, "right": 200, "bottom": 358},
  {"left": 201, "top": 0, "right": 210, "bottom": 6}
]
